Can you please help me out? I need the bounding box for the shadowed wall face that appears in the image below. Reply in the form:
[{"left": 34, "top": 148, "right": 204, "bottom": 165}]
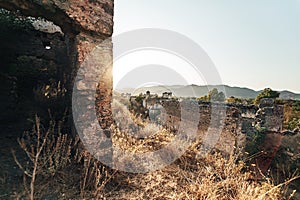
[{"left": 0, "top": 0, "right": 114, "bottom": 132}]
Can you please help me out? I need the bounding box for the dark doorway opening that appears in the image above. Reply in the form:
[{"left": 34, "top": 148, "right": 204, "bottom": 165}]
[{"left": 0, "top": 8, "right": 71, "bottom": 197}]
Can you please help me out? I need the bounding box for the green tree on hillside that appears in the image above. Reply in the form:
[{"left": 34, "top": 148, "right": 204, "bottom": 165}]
[
  {"left": 198, "top": 88, "right": 225, "bottom": 102},
  {"left": 254, "top": 88, "right": 280, "bottom": 105}
]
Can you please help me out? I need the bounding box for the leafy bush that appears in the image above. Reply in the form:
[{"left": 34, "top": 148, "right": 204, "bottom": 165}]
[
  {"left": 0, "top": 8, "right": 34, "bottom": 32},
  {"left": 198, "top": 88, "right": 225, "bottom": 102},
  {"left": 226, "top": 96, "right": 254, "bottom": 105},
  {"left": 243, "top": 126, "right": 266, "bottom": 160},
  {"left": 283, "top": 101, "right": 300, "bottom": 130},
  {"left": 254, "top": 88, "right": 280, "bottom": 105}
]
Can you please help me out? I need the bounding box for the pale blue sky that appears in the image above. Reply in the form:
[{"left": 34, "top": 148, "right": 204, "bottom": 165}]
[{"left": 113, "top": 0, "right": 300, "bottom": 93}]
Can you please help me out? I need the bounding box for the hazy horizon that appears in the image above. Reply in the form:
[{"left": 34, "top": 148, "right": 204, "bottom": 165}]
[
  {"left": 114, "top": 83, "right": 300, "bottom": 94},
  {"left": 113, "top": 1, "right": 300, "bottom": 93}
]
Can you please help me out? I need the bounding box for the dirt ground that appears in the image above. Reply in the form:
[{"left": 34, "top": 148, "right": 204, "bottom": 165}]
[{"left": 0, "top": 122, "right": 28, "bottom": 199}]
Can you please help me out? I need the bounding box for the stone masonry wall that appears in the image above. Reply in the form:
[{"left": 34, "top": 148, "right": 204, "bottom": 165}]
[
  {"left": 0, "top": 1, "right": 115, "bottom": 162},
  {"left": 133, "top": 98, "right": 287, "bottom": 161}
]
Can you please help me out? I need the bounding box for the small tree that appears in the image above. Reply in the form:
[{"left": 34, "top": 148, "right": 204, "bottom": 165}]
[
  {"left": 254, "top": 88, "right": 280, "bottom": 105},
  {"left": 198, "top": 88, "right": 225, "bottom": 102}
]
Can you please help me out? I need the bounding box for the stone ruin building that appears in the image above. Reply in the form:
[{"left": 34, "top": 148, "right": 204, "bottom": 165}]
[
  {"left": 0, "top": 0, "right": 298, "bottom": 177},
  {"left": 128, "top": 94, "right": 299, "bottom": 174},
  {"left": 0, "top": 0, "right": 115, "bottom": 165}
]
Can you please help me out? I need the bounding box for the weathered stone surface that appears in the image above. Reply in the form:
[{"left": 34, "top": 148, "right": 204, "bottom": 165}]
[
  {"left": 250, "top": 98, "right": 285, "bottom": 175},
  {"left": 255, "top": 98, "right": 284, "bottom": 132},
  {"left": 258, "top": 98, "right": 275, "bottom": 108},
  {"left": 0, "top": 0, "right": 114, "bottom": 37},
  {"left": 129, "top": 98, "right": 247, "bottom": 154},
  {"left": 0, "top": 15, "right": 74, "bottom": 119},
  {"left": 0, "top": 1, "right": 114, "bottom": 152},
  {"left": 127, "top": 97, "right": 292, "bottom": 161}
]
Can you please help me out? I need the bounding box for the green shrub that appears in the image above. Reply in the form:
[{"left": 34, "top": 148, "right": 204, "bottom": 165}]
[
  {"left": 0, "top": 8, "right": 34, "bottom": 32},
  {"left": 198, "top": 88, "right": 225, "bottom": 102},
  {"left": 254, "top": 88, "right": 280, "bottom": 105}
]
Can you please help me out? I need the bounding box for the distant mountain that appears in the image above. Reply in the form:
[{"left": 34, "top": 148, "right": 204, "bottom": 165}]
[
  {"left": 116, "top": 85, "right": 300, "bottom": 100},
  {"left": 279, "top": 90, "right": 300, "bottom": 100}
]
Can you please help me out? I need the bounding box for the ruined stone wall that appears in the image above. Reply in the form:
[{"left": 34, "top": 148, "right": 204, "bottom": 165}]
[
  {"left": 252, "top": 98, "right": 285, "bottom": 174},
  {"left": 156, "top": 98, "right": 294, "bottom": 173},
  {"left": 0, "top": 0, "right": 114, "bottom": 129},
  {"left": 134, "top": 98, "right": 289, "bottom": 158},
  {"left": 158, "top": 100, "right": 248, "bottom": 154}
]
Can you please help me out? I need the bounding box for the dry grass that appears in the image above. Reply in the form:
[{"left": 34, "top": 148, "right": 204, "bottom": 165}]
[
  {"left": 11, "top": 100, "right": 298, "bottom": 199},
  {"left": 12, "top": 115, "right": 76, "bottom": 199},
  {"left": 12, "top": 115, "right": 113, "bottom": 199},
  {"left": 104, "top": 143, "right": 290, "bottom": 200},
  {"left": 106, "top": 99, "right": 296, "bottom": 200},
  {"left": 112, "top": 99, "right": 176, "bottom": 153}
]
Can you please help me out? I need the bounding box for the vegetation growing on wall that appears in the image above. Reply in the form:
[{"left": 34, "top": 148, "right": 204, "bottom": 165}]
[
  {"left": 283, "top": 100, "right": 300, "bottom": 130},
  {"left": 226, "top": 96, "right": 254, "bottom": 105},
  {"left": 254, "top": 88, "right": 280, "bottom": 105},
  {"left": 198, "top": 88, "right": 225, "bottom": 102},
  {"left": 0, "top": 8, "right": 34, "bottom": 32}
]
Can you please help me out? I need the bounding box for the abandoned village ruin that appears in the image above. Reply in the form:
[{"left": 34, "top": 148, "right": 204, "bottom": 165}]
[{"left": 0, "top": 0, "right": 298, "bottom": 178}]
